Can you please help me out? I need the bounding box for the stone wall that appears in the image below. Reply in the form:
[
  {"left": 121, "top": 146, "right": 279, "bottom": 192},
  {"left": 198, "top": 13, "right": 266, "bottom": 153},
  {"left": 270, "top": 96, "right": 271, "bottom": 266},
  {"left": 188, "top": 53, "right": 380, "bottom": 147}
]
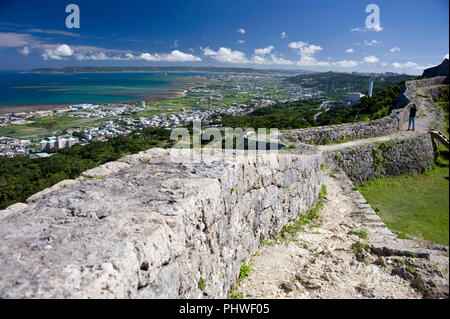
[
  {"left": 281, "top": 76, "right": 448, "bottom": 145},
  {"left": 281, "top": 114, "right": 401, "bottom": 145},
  {"left": 401, "top": 76, "right": 448, "bottom": 103},
  {"left": 0, "top": 148, "right": 323, "bottom": 298},
  {"left": 324, "top": 133, "right": 436, "bottom": 184}
]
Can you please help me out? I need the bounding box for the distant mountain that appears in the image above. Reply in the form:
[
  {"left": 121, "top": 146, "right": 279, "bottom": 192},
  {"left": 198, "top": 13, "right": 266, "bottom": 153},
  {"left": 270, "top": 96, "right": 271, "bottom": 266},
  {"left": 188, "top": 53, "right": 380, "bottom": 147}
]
[
  {"left": 29, "top": 66, "right": 314, "bottom": 75},
  {"left": 422, "top": 59, "right": 449, "bottom": 83},
  {"left": 285, "top": 71, "right": 415, "bottom": 99}
]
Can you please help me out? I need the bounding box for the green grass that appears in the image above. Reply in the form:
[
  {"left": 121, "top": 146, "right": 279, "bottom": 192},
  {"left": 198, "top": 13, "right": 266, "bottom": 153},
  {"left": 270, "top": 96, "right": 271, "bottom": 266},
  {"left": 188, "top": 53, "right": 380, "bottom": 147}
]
[
  {"left": 353, "top": 242, "right": 370, "bottom": 254},
  {"left": 225, "top": 260, "right": 254, "bottom": 299},
  {"left": 348, "top": 230, "right": 368, "bottom": 239},
  {"left": 433, "top": 86, "right": 448, "bottom": 137},
  {"left": 228, "top": 289, "right": 244, "bottom": 299},
  {"left": 357, "top": 167, "right": 449, "bottom": 246},
  {"left": 198, "top": 278, "right": 206, "bottom": 291},
  {"left": 239, "top": 263, "right": 252, "bottom": 280},
  {"left": 29, "top": 115, "right": 100, "bottom": 130},
  {"left": 277, "top": 184, "right": 327, "bottom": 241}
]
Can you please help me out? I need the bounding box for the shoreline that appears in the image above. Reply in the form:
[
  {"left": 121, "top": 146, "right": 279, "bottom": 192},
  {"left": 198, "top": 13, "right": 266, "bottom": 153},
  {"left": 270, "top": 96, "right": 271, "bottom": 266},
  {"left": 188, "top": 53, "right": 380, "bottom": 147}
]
[{"left": 0, "top": 76, "right": 209, "bottom": 116}]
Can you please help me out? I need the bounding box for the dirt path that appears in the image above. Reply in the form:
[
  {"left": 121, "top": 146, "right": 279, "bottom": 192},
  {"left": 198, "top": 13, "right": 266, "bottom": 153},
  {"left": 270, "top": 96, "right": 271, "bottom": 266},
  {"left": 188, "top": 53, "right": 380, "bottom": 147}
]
[
  {"left": 412, "top": 84, "right": 446, "bottom": 132},
  {"left": 236, "top": 171, "right": 421, "bottom": 299},
  {"left": 316, "top": 130, "right": 421, "bottom": 153}
]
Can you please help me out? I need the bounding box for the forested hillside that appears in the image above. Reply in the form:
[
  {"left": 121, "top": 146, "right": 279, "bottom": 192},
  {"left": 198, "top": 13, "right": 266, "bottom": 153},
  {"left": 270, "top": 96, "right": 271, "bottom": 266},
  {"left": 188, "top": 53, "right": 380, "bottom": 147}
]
[
  {"left": 286, "top": 71, "right": 414, "bottom": 99},
  {"left": 315, "top": 81, "right": 406, "bottom": 125},
  {"left": 219, "top": 81, "right": 407, "bottom": 129}
]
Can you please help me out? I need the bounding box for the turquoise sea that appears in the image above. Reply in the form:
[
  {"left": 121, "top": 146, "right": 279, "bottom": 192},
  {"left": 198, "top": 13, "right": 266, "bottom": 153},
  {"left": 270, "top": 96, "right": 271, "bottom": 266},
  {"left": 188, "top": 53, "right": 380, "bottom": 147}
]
[{"left": 0, "top": 71, "right": 209, "bottom": 107}]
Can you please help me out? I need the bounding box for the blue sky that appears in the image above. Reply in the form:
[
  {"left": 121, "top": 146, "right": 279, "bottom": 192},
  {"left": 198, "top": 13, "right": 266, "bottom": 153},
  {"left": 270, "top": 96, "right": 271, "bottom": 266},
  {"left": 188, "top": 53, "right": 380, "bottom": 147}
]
[{"left": 0, "top": 0, "right": 448, "bottom": 74}]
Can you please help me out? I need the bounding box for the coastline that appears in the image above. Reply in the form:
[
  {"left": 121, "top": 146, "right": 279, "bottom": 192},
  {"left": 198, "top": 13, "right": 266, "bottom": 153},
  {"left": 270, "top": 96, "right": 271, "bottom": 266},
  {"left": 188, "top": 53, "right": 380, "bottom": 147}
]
[{"left": 0, "top": 76, "right": 208, "bottom": 116}]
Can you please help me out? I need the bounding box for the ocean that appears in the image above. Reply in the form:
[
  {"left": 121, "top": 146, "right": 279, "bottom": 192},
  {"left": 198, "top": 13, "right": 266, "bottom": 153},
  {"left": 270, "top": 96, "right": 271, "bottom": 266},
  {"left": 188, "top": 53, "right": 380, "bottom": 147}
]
[{"left": 0, "top": 71, "right": 209, "bottom": 108}]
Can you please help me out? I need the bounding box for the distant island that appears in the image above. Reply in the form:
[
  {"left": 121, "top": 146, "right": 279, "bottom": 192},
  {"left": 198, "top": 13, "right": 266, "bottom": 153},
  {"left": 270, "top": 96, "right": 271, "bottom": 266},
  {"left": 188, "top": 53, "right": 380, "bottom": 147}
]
[{"left": 28, "top": 66, "right": 315, "bottom": 75}]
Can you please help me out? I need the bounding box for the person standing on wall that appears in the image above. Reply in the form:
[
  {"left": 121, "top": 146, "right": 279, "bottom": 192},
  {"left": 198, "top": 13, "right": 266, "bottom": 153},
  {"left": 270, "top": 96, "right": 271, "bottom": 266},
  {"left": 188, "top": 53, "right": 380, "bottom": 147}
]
[{"left": 408, "top": 103, "right": 418, "bottom": 131}]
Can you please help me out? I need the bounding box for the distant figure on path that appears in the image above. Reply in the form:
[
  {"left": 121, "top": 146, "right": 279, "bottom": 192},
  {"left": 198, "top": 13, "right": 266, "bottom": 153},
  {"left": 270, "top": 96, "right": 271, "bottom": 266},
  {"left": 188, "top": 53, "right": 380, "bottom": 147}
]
[{"left": 408, "top": 104, "right": 417, "bottom": 131}]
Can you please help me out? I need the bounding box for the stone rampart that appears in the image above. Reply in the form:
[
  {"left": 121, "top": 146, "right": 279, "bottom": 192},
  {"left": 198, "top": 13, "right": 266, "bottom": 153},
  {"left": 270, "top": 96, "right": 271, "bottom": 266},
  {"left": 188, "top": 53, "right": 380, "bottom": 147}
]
[{"left": 0, "top": 149, "right": 323, "bottom": 298}]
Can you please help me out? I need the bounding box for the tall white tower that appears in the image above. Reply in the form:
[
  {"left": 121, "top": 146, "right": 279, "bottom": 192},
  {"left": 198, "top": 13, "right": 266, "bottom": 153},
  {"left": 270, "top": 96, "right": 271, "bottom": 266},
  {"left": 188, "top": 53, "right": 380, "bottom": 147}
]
[{"left": 369, "top": 81, "right": 374, "bottom": 97}]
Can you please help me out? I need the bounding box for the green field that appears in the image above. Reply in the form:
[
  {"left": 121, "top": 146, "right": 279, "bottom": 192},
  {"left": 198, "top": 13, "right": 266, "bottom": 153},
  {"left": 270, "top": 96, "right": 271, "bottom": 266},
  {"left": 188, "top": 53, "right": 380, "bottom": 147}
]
[
  {"left": 357, "top": 166, "right": 449, "bottom": 246},
  {"left": 0, "top": 124, "right": 46, "bottom": 138},
  {"left": 0, "top": 115, "right": 104, "bottom": 139}
]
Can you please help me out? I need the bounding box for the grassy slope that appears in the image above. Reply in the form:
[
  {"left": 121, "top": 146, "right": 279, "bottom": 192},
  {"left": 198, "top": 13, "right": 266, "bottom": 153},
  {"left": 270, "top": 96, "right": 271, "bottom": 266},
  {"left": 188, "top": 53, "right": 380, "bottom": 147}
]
[{"left": 357, "top": 166, "right": 449, "bottom": 246}]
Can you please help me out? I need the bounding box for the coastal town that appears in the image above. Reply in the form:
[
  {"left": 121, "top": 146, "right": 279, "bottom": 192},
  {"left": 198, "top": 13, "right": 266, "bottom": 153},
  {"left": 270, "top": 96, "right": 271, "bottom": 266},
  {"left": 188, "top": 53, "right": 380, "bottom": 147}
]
[{"left": 0, "top": 72, "right": 327, "bottom": 158}]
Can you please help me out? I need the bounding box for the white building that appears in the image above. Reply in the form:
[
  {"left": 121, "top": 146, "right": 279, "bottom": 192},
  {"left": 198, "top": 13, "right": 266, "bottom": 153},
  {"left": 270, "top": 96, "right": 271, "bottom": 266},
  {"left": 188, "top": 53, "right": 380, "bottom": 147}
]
[
  {"left": 70, "top": 104, "right": 93, "bottom": 110},
  {"left": 40, "top": 137, "right": 78, "bottom": 151},
  {"left": 345, "top": 92, "right": 366, "bottom": 104}
]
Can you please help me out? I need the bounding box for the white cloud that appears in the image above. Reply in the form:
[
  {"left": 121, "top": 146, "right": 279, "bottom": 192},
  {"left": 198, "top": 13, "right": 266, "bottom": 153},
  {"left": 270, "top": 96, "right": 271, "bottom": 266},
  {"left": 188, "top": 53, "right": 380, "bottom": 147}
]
[
  {"left": 288, "top": 41, "right": 322, "bottom": 56},
  {"left": 254, "top": 45, "right": 274, "bottom": 55},
  {"left": 391, "top": 61, "right": 430, "bottom": 70},
  {"left": 202, "top": 47, "right": 249, "bottom": 63},
  {"left": 335, "top": 60, "right": 358, "bottom": 67},
  {"left": 392, "top": 62, "right": 413, "bottom": 68},
  {"left": 296, "top": 57, "right": 330, "bottom": 67},
  {"left": 363, "top": 40, "right": 379, "bottom": 46},
  {"left": 27, "top": 28, "right": 80, "bottom": 38},
  {"left": 125, "top": 53, "right": 135, "bottom": 60},
  {"left": 288, "top": 41, "right": 328, "bottom": 66},
  {"left": 164, "top": 50, "right": 201, "bottom": 62},
  {"left": 281, "top": 32, "right": 287, "bottom": 39},
  {"left": 139, "top": 50, "right": 201, "bottom": 62},
  {"left": 364, "top": 55, "right": 379, "bottom": 63},
  {"left": 267, "top": 55, "right": 293, "bottom": 65},
  {"left": 0, "top": 32, "right": 201, "bottom": 63},
  {"left": 18, "top": 46, "right": 30, "bottom": 56},
  {"left": 380, "top": 62, "right": 388, "bottom": 66},
  {"left": 237, "top": 28, "right": 246, "bottom": 34},
  {"left": 139, "top": 53, "right": 158, "bottom": 61},
  {"left": 351, "top": 25, "right": 383, "bottom": 32},
  {"left": 369, "top": 24, "right": 383, "bottom": 32},
  {"left": 76, "top": 52, "right": 110, "bottom": 61},
  {"left": 75, "top": 52, "right": 135, "bottom": 61},
  {"left": 251, "top": 55, "right": 267, "bottom": 64},
  {"left": 390, "top": 47, "right": 401, "bottom": 52},
  {"left": 199, "top": 42, "right": 360, "bottom": 69},
  {"left": 42, "top": 44, "right": 74, "bottom": 60},
  {"left": 60, "top": 46, "right": 200, "bottom": 62},
  {"left": 345, "top": 48, "right": 355, "bottom": 53},
  {"left": 40, "top": 44, "right": 128, "bottom": 61},
  {"left": 0, "top": 32, "right": 33, "bottom": 48},
  {"left": 201, "top": 46, "right": 293, "bottom": 65},
  {"left": 237, "top": 40, "right": 245, "bottom": 44},
  {"left": 444, "top": 53, "right": 449, "bottom": 60},
  {"left": 252, "top": 54, "right": 293, "bottom": 65}
]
